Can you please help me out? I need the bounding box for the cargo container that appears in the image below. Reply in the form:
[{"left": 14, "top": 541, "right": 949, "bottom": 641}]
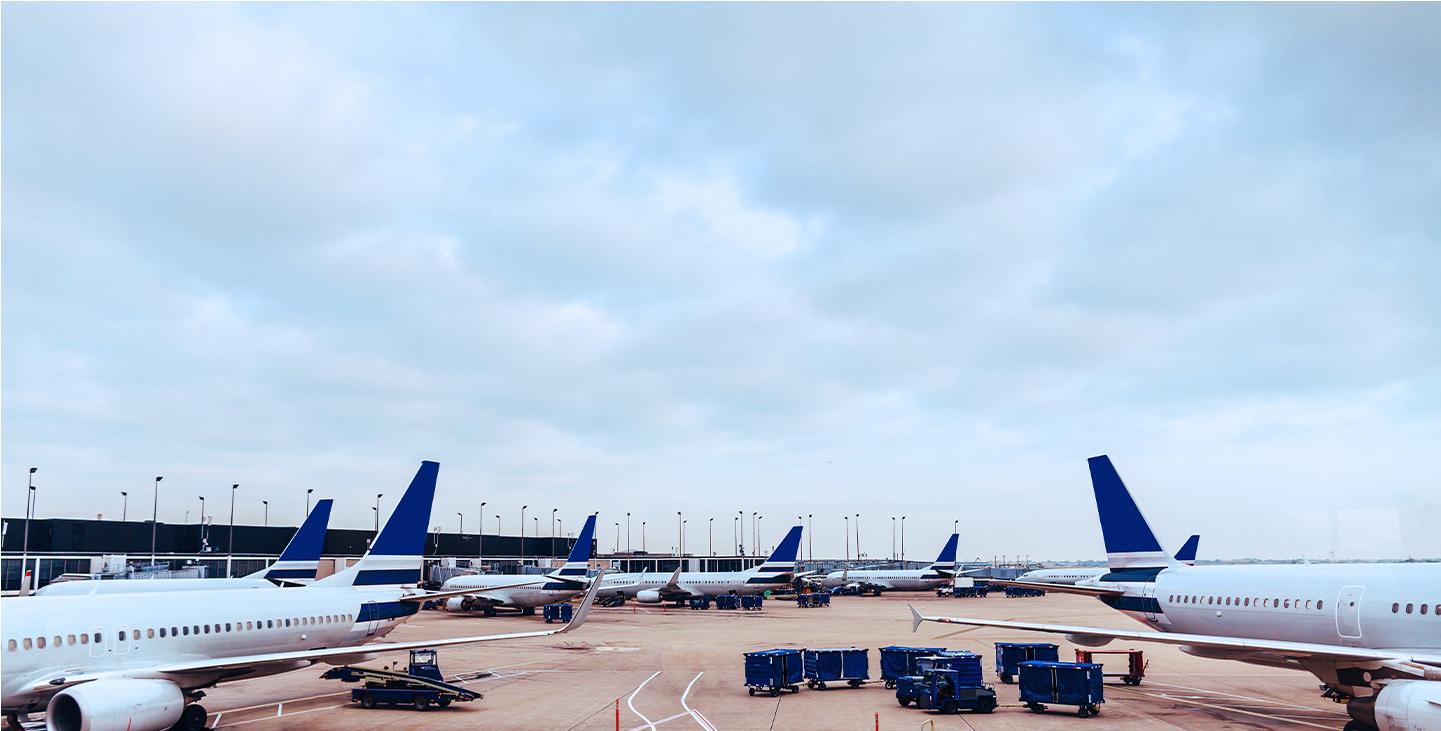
[
  {"left": 741, "top": 595, "right": 764, "bottom": 610},
  {"left": 744, "top": 649, "right": 803, "bottom": 696},
  {"left": 802, "top": 648, "right": 869, "bottom": 689},
  {"left": 1018, "top": 661, "right": 1105, "bottom": 717},
  {"left": 716, "top": 594, "right": 741, "bottom": 610},
  {"left": 879, "top": 645, "right": 945, "bottom": 689},
  {"left": 688, "top": 596, "right": 711, "bottom": 610},
  {"left": 995, "top": 642, "right": 1060, "bottom": 683},
  {"left": 542, "top": 603, "right": 572, "bottom": 624}
]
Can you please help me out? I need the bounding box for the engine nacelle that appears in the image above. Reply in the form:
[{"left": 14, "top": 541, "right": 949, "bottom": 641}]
[
  {"left": 445, "top": 596, "right": 467, "bottom": 612},
  {"left": 636, "top": 589, "right": 664, "bottom": 604},
  {"left": 1065, "top": 633, "right": 1113, "bottom": 648},
  {"left": 46, "top": 679, "right": 185, "bottom": 731},
  {"left": 1374, "top": 681, "right": 1441, "bottom": 731}
]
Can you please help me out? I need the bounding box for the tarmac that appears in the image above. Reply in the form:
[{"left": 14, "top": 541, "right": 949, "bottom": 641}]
[{"left": 197, "top": 591, "right": 1351, "bottom": 729}]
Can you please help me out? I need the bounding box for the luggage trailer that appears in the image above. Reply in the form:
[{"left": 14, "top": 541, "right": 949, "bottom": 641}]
[
  {"left": 321, "top": 650, "right": 482, "bottom": 711},
  {"left": 1074, "top": 649, "right": 1147, "bottom": 686}
]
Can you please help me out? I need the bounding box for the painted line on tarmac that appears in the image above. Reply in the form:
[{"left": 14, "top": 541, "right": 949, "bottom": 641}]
[
  {"left": 1112, "top": 686, "right": 1337, "bottom": 729},
  {"left": 627, "top": 670, "right": 663, "bottom": 731},
  {"left": 1142, "top": 680, "right": 1349, "bottom": 716},
  {"left": 681, "top": 671, "right": 717, "bottom": 731},
  {"left": 629, "top": 711, "right": 691, "bottom": 730},
  {"left": 216, "top": 702, "right": 350, "bottom": 728}
]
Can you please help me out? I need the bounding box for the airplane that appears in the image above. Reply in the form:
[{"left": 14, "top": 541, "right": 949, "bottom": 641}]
[
  {"left": 595, "top": 525, "right": 804, "bottom": 604},
  {"left": 910, "top": 455, "right": 1441, "bottom": 731},
  {"left": 36, "top": 500, "right": 337, "bottom": 597},
  {"left": 1008, "top": 534, "right": 1200, "bottom": 587},
  {"left": 2, "top": 461, "right": 605, "bottom": 731},
  {"left": 821, "top": 533, "right": 966, "bottom": 594},
  {"left": 439, "top": 513, "right": 599, "bottom": 616}
]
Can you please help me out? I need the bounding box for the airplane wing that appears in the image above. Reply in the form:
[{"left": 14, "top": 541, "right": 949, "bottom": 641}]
[
  {"left": 906, "top": 605, "right": 1441, "bottom": 671},
  {"left": 421, "top": 578, "right": 553, "bottom": 602},
  {"left": 986, "top": 579, "right": 1125, "bottom": 597},
  {"left": 155, "top": 573, "right": 606, "bottom": 677}
]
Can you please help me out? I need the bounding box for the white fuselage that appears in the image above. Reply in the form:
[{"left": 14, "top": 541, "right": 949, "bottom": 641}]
[
  {"left": 439, "top": 575, "right": 585, "bottom": 609},
  {"left": 1092, "top": 562, "right": 1439, "bottom": 694},
  {"left": 35, "top": 577, "right": 279, "bottom": 597},
  {"left": 821, "top": 570, "right": 951, "bottom": 592},
  {"left": 597, "top": 570, "right": 786, "bottom": 600},
  {"left": 1015, "top": 568, "right": 1108, "bottom": 586},
  {"left": 1, "top": 586, "right": 418, "bottom": 713}
]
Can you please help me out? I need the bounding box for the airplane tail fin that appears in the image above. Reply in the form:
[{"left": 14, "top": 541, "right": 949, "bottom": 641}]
[
  {"left": 753, "top": 526, "right": 803, "bottom": 575},
  {"left": 313, "top": 461, "right": 439, "bottom": 587},
  {"left": 1088, "top": 455, "right": 1169, "bottom": 570},
  {"left": 1174, "top": 534, "right": 1200, "bottom": 565},
  {"left": 554, "top": 514, "right": 598, "bottom": 578},
  {"left": 250, "top": 499, "right": 333, "bottom": 583},
  {"left": 927, "top": 533, "right": 960, "bottom": 572}
]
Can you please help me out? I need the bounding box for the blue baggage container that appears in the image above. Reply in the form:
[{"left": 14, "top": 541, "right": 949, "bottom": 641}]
[
  {"left": 915, "top": 652, "right": 982, "bottom": 686},
  {"left": 879, "top": 646, "right": 946, "bottom": 688},
  {"left": 995, "top": 642, "right": 1059, "bottom": 683},
  {"left": 744, "top": 649, "right": 803, "bottom": 696},
  {"left": 1018, "top": 661, "right": 1105, "bottom": 717},
  {"left": 796, "top": 594, "right": 814, "bottom": 608},
  {"left": 815, "top": 593, "right": 831, "bottom": 607},
  {"left": 716, "top": 594, "right": 740, "bottom": 610},
  {"left": 741, "top": 595, "right": 764, "bottom": 610},
  {"left": 803, "top": 648, "right": 869, "bottom": 689},
  {"left": 688, "top": 596, "right": 711, "bottom": 610},
  {"left": 542, "top": 603, "right": 573, "bottom": 623}
]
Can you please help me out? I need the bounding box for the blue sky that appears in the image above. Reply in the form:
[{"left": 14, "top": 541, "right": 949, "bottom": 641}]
[{"left": 4, "top": 4, "right": 1438, "bottom": 560}]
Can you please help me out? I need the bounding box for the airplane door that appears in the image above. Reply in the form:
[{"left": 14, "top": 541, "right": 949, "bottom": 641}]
[
  {"left": 1142, "top": 584, "right": 1158, "bottom": 622},
  {"left": 361, "top": 602, "right": 380, "bottom": 637},
  {"left": 1336, "top": 585, "right": 1364, "bottom": 640},
  {"left": 88, "top": 627, "right": 104, "bottom": 658}
]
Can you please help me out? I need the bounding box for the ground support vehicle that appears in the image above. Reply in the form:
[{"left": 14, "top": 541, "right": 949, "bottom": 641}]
[
  {"left": 322, "top": 650, "right": 481, "bottom": 711},
  {"left": 895, "top": 669, "right": 997, "bottom": 714},
  {"left": 1018, "top": 661, "right": 1105, "bottom": 718},
  {"left": 879, "top": 645, "right": 945, "bottom": 689},
  {"left": 802, "top": 647, "right": 869, "bottom": 689},
  {"left": 744, "top": 649, "right": 803, "bottom": 696}
]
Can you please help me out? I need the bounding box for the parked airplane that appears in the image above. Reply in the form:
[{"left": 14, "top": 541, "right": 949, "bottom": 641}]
[
  {"left": 2, "top": 462, "right": 603, "bottom": 731},
  {"left": 440, "top": 513, "right": 598, "bottom": 615},
  {"left": 1010, "top": 534, "right": 1201, "bottom": 586},
  {"left": 910, "top": 455, "right": 1441, "bottom": 731},
  {"left": 821, "top": 533, "right": 964, "bottom": 594},
  {"left": 36, "top": 500, "right": 337, "bottom": 597},
  {"left": 596, "top": 525, "right": 804, "bottom": 604}
]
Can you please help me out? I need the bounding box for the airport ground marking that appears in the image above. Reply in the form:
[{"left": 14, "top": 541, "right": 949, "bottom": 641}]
[
  {"left": 1142, "top": 680, "right": 1348, "bottom": 716},
  {"left": 627, "top": 670, "right": 663, "bottom": 731},
  {"left": 1111, "top": 685, "right": 1337, "bottom": 729},
  {"left": 681, "top": 671, "right": 717, "bottom": 731}
]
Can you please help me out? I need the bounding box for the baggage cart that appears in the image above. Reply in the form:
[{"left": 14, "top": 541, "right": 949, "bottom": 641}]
[
  {"left": 802, "top": 647, "right": 869, "bottom": 689},
  {"left": 322, "top": 649, "right": 480, "bottom": 711},
  {"left": 879, "top": 645, "right": 945, "bottom": 689},
  {"left": 543, "top": 603, "right": 573, "bottom": 623},
  {"left": 744, "top": 649, "right": 803, "bottom": 696},
  {"left": 688, "top": 596, "right": 711, "bottom": 610},
  {"left": 1075, "top": 649, "right": 1146, "bottom": 685},
  {"left": 796, "top": 594, "right": 815, "bottom": 608},
  {"left": 995, "top": 642, "right": 1059, "bottom": 683},
  {"left": 716, "top": 594, "right": 741, "bottom": 610},
  {"left": 814, "top": 593, "right": 831, "bottom": 607},
  {"left": 1018, "top": 660, "right": 1104, "bottom": 717},
  {"left": 741, "top": 595, "right": 764, "bottom": 611}
]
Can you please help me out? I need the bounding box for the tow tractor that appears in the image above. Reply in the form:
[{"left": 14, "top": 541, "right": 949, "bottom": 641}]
[{"left": 321, "top": 649, "right": 482, "bottom": 711}]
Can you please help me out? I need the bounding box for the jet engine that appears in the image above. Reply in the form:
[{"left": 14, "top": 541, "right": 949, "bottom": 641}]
[
  {"left": 636, "top": 589, "right": 664, "bottom": 604},
  {"left": 445, "top": 596, "right": 469, "bottom": 612},
  {"left": 46, "top": 679, "right": 186, "bottom": 731},
  {"left": 1371, "top": 680, "right": 1441, "bottom": 731}
]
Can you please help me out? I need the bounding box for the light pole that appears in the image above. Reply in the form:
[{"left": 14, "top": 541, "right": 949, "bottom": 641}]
[
  {"left": 641, "top": 520, "right": 646, "bottom": 552},
  {"left": 807, "top": 514, "right": 813, "bottom": 561},
  {"left": 953, "top": 518, "right": 958, "bottom": 535},
  {"left": 521, "top": 505, "right": 528, "bottom": 565},
  {"left": 151, "top": 475, "right": 163, "bottom": 565},
  {"left": 751, "top": 511, "right": 758, "bottom": 554},
  {"left": 306, "top": 488, "right": 314, "bottom": 515},
  {"left": 532, "top": 516, "right": 539, "bottom": 558},
  {"left": 198, "top": 496, "right": 206, "bottom": 551},
  {"left": 708, "top": 517, "right": 714, "bottom": 557},
  {"left": 757, "top": 515, "right": 763, "bottom": 553},
  {"left": 736, "top": 510, "right": 743, "bottom": 555},
  {"left": 891, "top": 517, "right": 896, "bottom": 561},
  {"left": 844, "top": 515, "right": 850, "bottom": 561},
  {"left": 478, "top": 502, "right": 486, "bottom": 562},
  {"left": 901, "top": 515, "right": 906, "bottom": 563},
  {"left": 228, "top": 484, "right": 238, "bottom": 564},
  {"left": 676, "top": 512, "right": 682, "bottom": 557},
  {"left": 22, "top": 467, "right": 36, "bottom": 593},
  {"left": 121, "top": 491, "right": 128, "bottom": 521},
  {"left": 374, "top": 493, "right": 384, "bottom": 532},
  {"left": 552, "top": 508, "right": 558, "bottom": 539},
  {"left": 613, "top": 522, "right": 620, "bottom": 552},
  {"left": 263, "top": 500, "right": 269, "bottom": 526},
  {"left": 682, "top": 519, "right": 688, "bottom": 558},
  {"left": 457, "top": 512, "right": 464, "bottom": 535},
  {"left": 626, "top": 512, "right": 631, "bottom": 553},
  {"left": 855, "top": 513, "right": 861, "bottom": 559}
]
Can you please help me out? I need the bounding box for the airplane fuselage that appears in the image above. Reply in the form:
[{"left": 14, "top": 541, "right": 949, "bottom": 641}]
[
  {"left": 821, "top": 570, "right": 951, "bottom": 592},
  {"left": 597, "top": 569, "right": 789, "bottom": 600},
  {"left": 1015, "top": 568, "right": 1108, "bottom": 586},
  {"left": 439, "top": 575, "right": 585, "bottom": 609}
]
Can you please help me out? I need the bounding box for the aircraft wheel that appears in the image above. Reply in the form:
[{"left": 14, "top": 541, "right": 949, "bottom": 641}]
[
  {"left": 482, "top": 606, "right": 497, "bottom": 617},
  {"left": 174, "top": 704, "right": 208, "bottom": 731},
  {"left": 521, "top": 606, "right": 536, "bottom": 616}
]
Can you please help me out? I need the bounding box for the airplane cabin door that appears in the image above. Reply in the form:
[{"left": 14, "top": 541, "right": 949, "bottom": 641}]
[
  {"left": 1336, "top": 585, "right": 1364, "bottom": 640},
  {"left": 361, "top": 602, "right": 381, "bottom": 637}
]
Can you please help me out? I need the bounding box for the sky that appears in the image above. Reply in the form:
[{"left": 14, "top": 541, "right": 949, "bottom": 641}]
[{"left": 3, "top": 4, "right": 1439, "bottom": 561}]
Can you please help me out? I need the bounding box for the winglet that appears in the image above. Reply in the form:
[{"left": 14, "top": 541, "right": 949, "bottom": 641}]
[
  {"left": 909, "top": 604, "right": 924, "bottom": 633},
  {"left": 1174, "top": 534, "right": 1201, "bottom": 565},
  {"left": 1088, "top": 455, "right": 1169, "bottom": 570},
  {"left": 558, "top": 570, "right": 606, "bottom": 635},
  {"left": 664, "top": 565, "right": 683, "bottom": 589}
]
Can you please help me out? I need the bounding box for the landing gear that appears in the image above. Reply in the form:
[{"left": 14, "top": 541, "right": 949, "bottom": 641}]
[
  {"left": 482, "top": 606, "right": 497, "bottom": 617},
  {"left": 173, "top": 703, "right": 208, "bottom": 730},
  {"left": 521, "top": 606, "right": 536, "bottom": 616}
]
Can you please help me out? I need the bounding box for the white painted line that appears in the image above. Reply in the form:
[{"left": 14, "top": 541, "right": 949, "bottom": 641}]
[
  {"left": 274, "top": 703, "right": 282, "bottom": 717},
  {"left": 627, "top": 670, "right": 663, "bottom": 731},
  {"left": 210, "top": 712, "right": 223, "bottom": 726},
  {"left": 629, "top": 711, "right": 691, "bottom": 730},
  {"left": 680, "top": 672, "right": 717, "bottom": 731},
  {"left": 1143, "top": 680, "right": 1349, "bottom": 715},
  {"left": 1112, "top": 686, "right": 1337, "bottom": 729},
  {"left": 216, "top": 703, "right": 349, "bottom": 728}
]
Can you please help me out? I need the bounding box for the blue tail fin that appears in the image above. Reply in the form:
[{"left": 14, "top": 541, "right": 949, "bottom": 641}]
[
  {"left": 1174, "top": 534, "right": 1200, "bottom": 565},
  {"left": 555, "top": 514, "right": 598, "bottom": 576},
  {"left": 313, "top": 461, "right": 439, "bottom": 587},
  {"left": 1088, "top": 455, "right": 1169, "bottom": 570},
  {"left": 927, "top": 533, "right": 959, "bottom": 571},
  {"left": 250, "top": 498, "right": 333, "bottom": 582},
  {"left": 755, "top": 526, "right": 803, "bottom": 573}
]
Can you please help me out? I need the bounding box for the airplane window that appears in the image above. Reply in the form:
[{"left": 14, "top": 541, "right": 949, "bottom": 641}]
[
  {"left": 80, "top": 634, "right": 89, "bottom": 645},
  {"left": 182, "top": 627, "right": 189, "bottom": 636},
  {"left": 160, "top": 628, "right": 167, "bottom": 638},
  {"left": 1406, "top": 603, "right": 1414, "bottom": 614},
  {"left": 1393, "top": 603, "right": 1400, "bottom": 613},
  {"left": 193, "top": 625, "right": 200, "bottom": 635},
  {"left": 114, "top": 632, "right": 122, "bottom": 643},
  {"left": 267, "top": 620, "right": 273, "bottom": 629},
  {"left": 146, "top": 629, "right": 154, "bottom": 639},
  {"left": 1318, "top": 600, "right": 1324, "bottom": 610},
  {"left": 246, "top": 622, "right": 253, "bottom": 630},
  {"left": 284, "top": 619, "right": 291, "bottom": 627},
  {"left": 1283, "top": 600, "right": 1290, "bottom": 609},
  {"left": 1422, "top": 604, "right": 1429, "bottom": 615},
  {"left": 38, "top": 637, "right": 47, "bottom": 649},
  {"left": 23, "top": 638, "right": 32, "bottom": 650},
  {"left": 1434, "top": 604, "right": 1440, "bottom": 616},
  {"left": 93, "top": 632, "right": 101, "bottom": 644},
  {"left": 6, "top": 640, "right": 14, "bottom": 651},
  {"left": 1305, "top": 600, "right": 1312, "bottom": 610},
  {"left": 170, "top": 627, "right": 177, "bottom": 637},
  {"left": 66, "top": 635, "right": 75, "bottom": 645},
  {"left": 225, "top": 623, "right": 232, "bottom": 632},
  {"left": 54, "top": 635, "right": 62, "bottom": 648}
]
